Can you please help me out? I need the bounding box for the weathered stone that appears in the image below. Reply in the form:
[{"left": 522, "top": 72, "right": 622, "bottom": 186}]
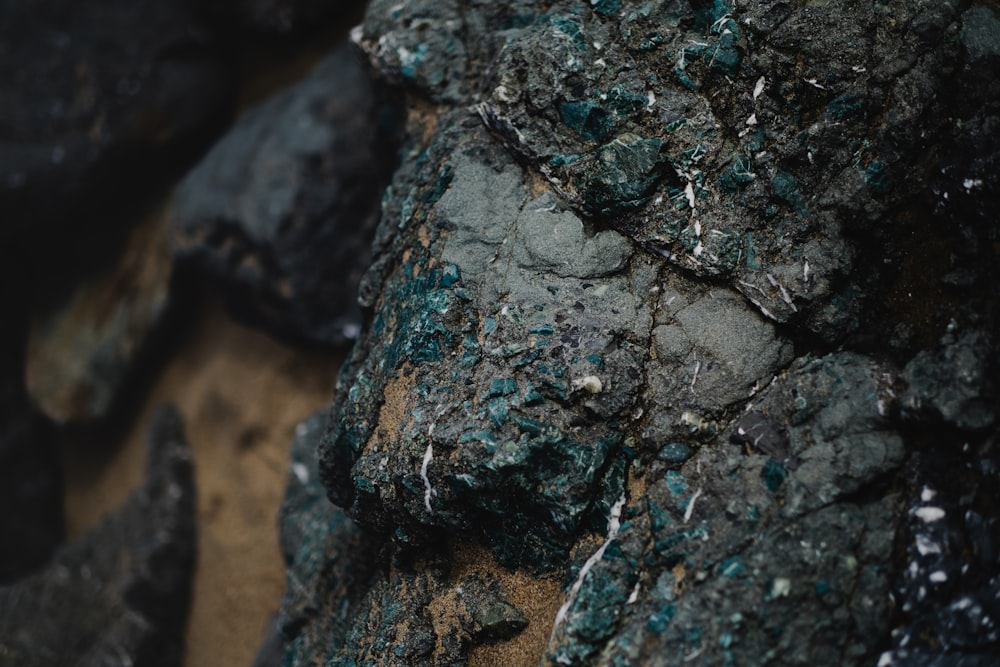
[
  {"left": 25, "top": 202, "right": 175, "bottom": 425},
  {"left": 173, "top": 43, "right": 403, "bottom": 346},
  {"left": 0, "top": 407, "right": 195, "bottom": 667},
  {"left": 286, "top": 1, "right": 1000, "bottom": 665}
]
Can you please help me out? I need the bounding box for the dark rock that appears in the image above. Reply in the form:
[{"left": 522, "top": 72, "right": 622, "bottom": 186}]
[
  {"left": 199, "top": 0, "right": 366, "bottom": 36},
  {"left": 0, "top": 0, "right": 233, "bottom": 241},
  {"left": 173, "top": 43, "right": 403, "bottom": 346},
  {"left": 276, "top": 412, "right": 379, "bottom": 659},
  {"left": 0, "top": 378, "right": 62, "bottom": 584},
  {"left": 901, "top": 328, "right": 996, "bottom": 432},
  {"left": 271, "top": 0, "right": 1000, "bottom": 664},
  {"left": 0, "top": 406, "right": 196, "bottom": 667},
  {"left": 25, "top": 201, "right": 176, "bottom": 425}
]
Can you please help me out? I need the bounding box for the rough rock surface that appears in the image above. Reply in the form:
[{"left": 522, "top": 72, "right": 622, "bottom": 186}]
[
  {"left": 0, "top": 407, "right": 196, "bottom": 667},
  {"left": 255, "top": 1, "right": 1000, "bottom": 665},
  {"left": 173, "top": 43, "right": 404, "bottom": 346}
]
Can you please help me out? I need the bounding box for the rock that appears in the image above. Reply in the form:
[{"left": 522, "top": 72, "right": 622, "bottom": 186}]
[
  {"left": 173, "top": 43, "right": 403, "bottom": 346},
  {"left": 284, "top": 0, "right": 1000, "bottom": 665},
  {"left": 0, "top": 406, "right": 196, "bottom": 667},
  {"left": 0, "top": 0, "right": 233, "bottom": 242},
  {"left": 276, "top": 412, "right": 378, "bottom": 660},
  {"left": 0, "top": 378, "right": 62, "bottom": 584},
  {"left": 901, "top": 327, "right": 996, "bottom": 431},
  {"left": 25, "top": 201, "right": 175, "bottom": 425},
  {"left": 201, "top": 0, "right": 366, "bottom": 35}
]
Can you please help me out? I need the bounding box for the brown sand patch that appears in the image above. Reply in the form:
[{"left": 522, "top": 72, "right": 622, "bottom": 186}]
[
  {"left": 60, "top": 294, "right": 342, "bottom": 667},
  {"left": 454, "top": 545, "right": 564, "bottom": 667}
]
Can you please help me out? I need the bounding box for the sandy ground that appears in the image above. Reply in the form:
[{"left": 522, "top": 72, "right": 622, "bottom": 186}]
[{"left": 59, "top": 296, "right": 343, "bottom": 667}]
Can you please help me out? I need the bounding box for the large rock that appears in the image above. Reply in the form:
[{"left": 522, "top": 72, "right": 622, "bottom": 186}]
[
  {"left": 173, "top": 43, "right": 403, "bottom": 346},
  {"left": 0, "top": 407, "right": 196, "bottom": 667},
  {"left": 260, "top": 1, "right": 1000, "bottom": 665}
]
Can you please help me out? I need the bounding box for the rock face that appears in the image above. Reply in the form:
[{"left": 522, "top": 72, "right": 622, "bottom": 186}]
[
  {"left": 0, "top": 407, "right": 196, "bottom": 667},
  {"left": 173, "top": 43, "right": 404, "bottom": 346},
  {"left": 274, "top": 1, "right": 1000, "bottom": 666}
]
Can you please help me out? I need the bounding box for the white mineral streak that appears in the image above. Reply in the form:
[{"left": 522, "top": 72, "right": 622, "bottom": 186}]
[
  {"left": 420, "top": 443, "right": 434, "bottom": 512},
  {"left": 753, "top": 76, "right": 766, "bottom": 100},
  {"left": 915, "top": 506, "right": 946, "bottom": 523},
  {"left": 683, "top": 488, "right": 703, "bottom": 523},
  {"left": 550, "top": 494, "right": 627, "bottom": 640}
]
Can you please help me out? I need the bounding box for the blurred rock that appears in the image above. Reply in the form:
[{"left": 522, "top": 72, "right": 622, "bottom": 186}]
[
  {"left": 173, "top": 43, "right": 403, "bottom": 346},
  {"left": 0, "top": 0, "right": 234, "bottom": 242},
  {"left": 199, "top": 0, "right": 366, "bottom": 36},
  {"left": 0, "top": 377, "right": 62, "bottom": 584},
  {"left": 0, "top": 406, "right": 196, "bottom": 667},
  {"left": 25, "top": 200, "right": 175, "bottom": 425}
]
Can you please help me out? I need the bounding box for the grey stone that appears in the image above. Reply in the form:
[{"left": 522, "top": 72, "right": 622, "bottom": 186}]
[
  {"left": 173, "top": 43, "right": 403, "bottom": 346},
  {"left": 0, "top": 407, "right": 195, "bottom": 667}
]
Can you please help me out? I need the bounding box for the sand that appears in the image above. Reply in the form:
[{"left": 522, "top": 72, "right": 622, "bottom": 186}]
[{"left": 59, "top": 295, "right": 343, "bottom": 667}]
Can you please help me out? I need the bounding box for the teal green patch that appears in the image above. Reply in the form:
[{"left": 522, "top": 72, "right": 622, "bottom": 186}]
[
  {"left": 604, "top": 85, "right": 647, "bottom": 116},
  {"left": 439, "top": 263, "right": 461, "bottom": 287},
  {"left": 486, "top": 398, "right": 509, "bottom": 428},
  {"left": 761, "top": 459, "right": 788, "bottom": 493},
  {"left": 865, "top": 160, "right": 891, "bottom": 193},
  {"left": 720, "top": 556, "right": 746, "bottom": 578},
  {"left": 814, "top": 580, "right": 831, "bottom": 596},
  {"left": 743, "top": 233, "right": 760, "bottom": 270},
  {"left": 523, "top": 383, "right": 545, "bottom": 406},
  {"left": 398, "top": 42, "right": 429, "bottom": 81},
  {"left": 549, "top": 154, "right": 582, "bottom": 167},
  {"left": 647, "top": 604, "right": 676, "bottom": 633},
  {"left": 460, "top": 430, "right": 498, "bottom": 447},
  {"left": 488, "top": 378, "right": 518, "bottom": 397},
  {"left": 483, "top": 317, "right": 497, "bottom": 335},
  {"left": 530, "top": 324, "right": 554, "bottom": 336},
  {"left": 826, "top": 93, "right": 865, "bottom": 122},
  {"left": 771, "top": 170, "right": 807, "bottom": 216},
  {"left": 720, "top": 156, "right": 755, "bottom": 192},
  {"left": 548, "top": 15, "right": 588, "bottom": 51},
  {"left": 665, "top": 470, "right": 688, "bottom": 496},
  {"left": 584, "top": 135, "right": 666, "bottom": 216},
  {"left": 592, "top": 0, "right": 621, "bottom": 17},
  {"left": 559, "top": 100, "right": 615, "bottom": 141},
  {"left": 657, "top": 443, "right": 693, "bottom": 464}
]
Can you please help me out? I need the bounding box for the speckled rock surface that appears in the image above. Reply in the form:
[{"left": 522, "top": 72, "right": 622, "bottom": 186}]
[
  {"left": 0, "top": 407, "right": 195, "bottom": 667},
  {"left": 173, "top": 43, "right": 403, "bottom": 346},
  {"left": 269, "top": 1, "right": 1000, "bottom": 665}
]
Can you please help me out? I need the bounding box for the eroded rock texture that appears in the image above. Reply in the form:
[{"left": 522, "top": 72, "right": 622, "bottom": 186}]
[
  {"left": 0, "top": 407, "right": 196, "bottom": 667},
  {"left": 274, "top": 1, "right": 998, "bottom": 665}
]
